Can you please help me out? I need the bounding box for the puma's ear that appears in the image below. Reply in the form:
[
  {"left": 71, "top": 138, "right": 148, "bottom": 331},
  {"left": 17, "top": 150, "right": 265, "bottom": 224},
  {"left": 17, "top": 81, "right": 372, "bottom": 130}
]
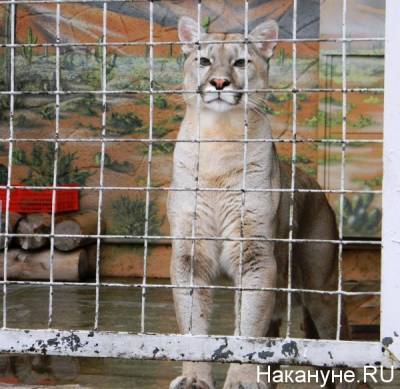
[
  {"left": 178, "top": 16, "right": 204, "bottom": 54},
  {"left": 249, "top": 20, "right": 279, "bottom": 60}
]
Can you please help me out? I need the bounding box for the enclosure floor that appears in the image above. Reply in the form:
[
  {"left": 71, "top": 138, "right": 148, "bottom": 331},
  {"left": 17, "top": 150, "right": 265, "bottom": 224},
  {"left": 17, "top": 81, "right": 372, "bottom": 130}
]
[{"left": 0, "top": 278, "right": 395, "bottom": 388}]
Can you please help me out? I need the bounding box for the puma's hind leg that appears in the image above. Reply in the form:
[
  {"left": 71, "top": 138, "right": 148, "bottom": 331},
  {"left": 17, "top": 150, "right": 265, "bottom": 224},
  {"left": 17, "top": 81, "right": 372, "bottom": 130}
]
[{"left": 297, "top": 206, "right": 358, "bottom": 389}]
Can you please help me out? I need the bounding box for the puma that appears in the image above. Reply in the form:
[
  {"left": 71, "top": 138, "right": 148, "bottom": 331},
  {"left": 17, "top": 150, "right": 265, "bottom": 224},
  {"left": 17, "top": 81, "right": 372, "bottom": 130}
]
[{"left": 167, "top": 16, "right": 352, "bottom": 389}]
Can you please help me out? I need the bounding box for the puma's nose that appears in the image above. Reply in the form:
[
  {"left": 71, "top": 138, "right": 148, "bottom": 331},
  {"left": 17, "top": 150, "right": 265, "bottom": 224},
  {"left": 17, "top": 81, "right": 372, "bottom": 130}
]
[{"left": 210, "top": 78, "right": 231, "bottom": 90}]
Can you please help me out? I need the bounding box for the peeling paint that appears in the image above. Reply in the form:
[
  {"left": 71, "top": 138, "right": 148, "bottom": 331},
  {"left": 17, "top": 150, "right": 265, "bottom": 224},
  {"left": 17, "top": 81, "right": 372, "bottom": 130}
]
[
  {"left": 382, "top": 337, "right": 393, "bottom": 347},
  {"left": 0, "top": 329, "right": 399, "bottom": 368},
  {"left": 63, "top": 333, "right": 86, "bottom": 352},
  {"left": 266, "top": 340, "right": 276, "bottom": 347},
  {"left": 211, "top": 339, "right": 233, "bottom": 361},
  {"left": 281, "top": 341, "right": 299, "bottom": 358},
  {"left": 31, "top": 332, "right": 88, "bottom": 355},
  {"left": 258, "top": 350, "right": 274, "bottom": 359},
  {"left": 244, "top": 352, "right": 256, "bottom": 361}
]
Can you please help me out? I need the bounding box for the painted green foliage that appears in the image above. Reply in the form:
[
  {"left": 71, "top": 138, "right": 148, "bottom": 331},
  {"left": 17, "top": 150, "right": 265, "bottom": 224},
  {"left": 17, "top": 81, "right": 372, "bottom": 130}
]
[
  {"left": 94, "top": 152, "right": 134, "bottom": 174},
  {"left": 342, "top": 193, "right": 381, "bottom": 236},
  {"left": 22, "top": 27, "right": 38, "bottom": 66},
  {"left": 108, "top": 112, "right": 143, "bottom": 134},
  {"left": 109, "top": 196, "right": 161, "bottom": 236},
  {"left": 12, "top": 144, "right": 92, "bottom": 186}
]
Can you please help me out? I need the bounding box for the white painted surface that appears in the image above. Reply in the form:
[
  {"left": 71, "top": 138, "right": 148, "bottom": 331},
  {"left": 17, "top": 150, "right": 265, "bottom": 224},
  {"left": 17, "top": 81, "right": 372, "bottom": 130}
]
[
  {"left": 0, "top": 329, "right": 398, "bottom": 368},
  {"left": 381, "top": 0, "right": 400, "bottom": 363}
]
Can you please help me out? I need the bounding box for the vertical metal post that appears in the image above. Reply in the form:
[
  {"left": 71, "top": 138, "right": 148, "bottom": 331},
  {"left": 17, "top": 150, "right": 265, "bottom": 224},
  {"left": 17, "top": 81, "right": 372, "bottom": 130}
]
[
  {"left": 48, "top": 0, "right": 61, "bottom": 328},
  {"left": 381, "top": 0, "right": 400, "bottom": 360},
  {"left": 2, "top": 0, "right": 15, "bottom": 329},
  {"left": 286, "top": 0, "right": 298, "bottom": 338},
  {"left": 141, "top": 0, "right": 154, "bottom": 333},
  {"left": 336, "top": 0, "right": 348, "bottom": 340},
  {"left": 94, "top": 0, "right": 108, "bottom": 330},
  {"left": 236, "top": 0, "right": 250, "bottom": 337},
  {"left": 188, "top": 0, "right": 202, "bottom": 334}
]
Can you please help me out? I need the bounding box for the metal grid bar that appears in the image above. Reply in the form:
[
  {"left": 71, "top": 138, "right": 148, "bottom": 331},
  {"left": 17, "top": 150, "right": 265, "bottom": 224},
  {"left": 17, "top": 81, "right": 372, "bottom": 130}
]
[
  {"left": 186, "top": 0, "right": 201, "bottom": 335},
  {"left": 93, "top": 0, "right": 108, "bottom": 330},
  {"left": 0, "top": 233, "right": 384, "bottom": 245},
  {"left": 0, "top": 88, "right": 385, "bottom": 95},
  {"left": 0, "top": 37, "right": 387, "bottom": 49},
  {"left": 47, "top": 0, "right": 61, "bottom": 328},
  {"left": 0, "top": 184, "right": 384, "bottom": 195},
  {"left": 236, "top": 0, "right": 250, "bottom": 337},
  {"left": 0, "top": 186, "right": 384, "bottom": 194},
  {"left": 0, "top": 0, "right": 393, "bottom": 370},
  {"left": 140, "top": 0, "right": 154, "bottom": 334},
  {"left": 285, "top": 0, "right": 297, "bottom": 338},
  {"left": 0, "top": 281, "right": 381, "bottom": 296},
  {"left": 0, "top": 138, "right": 384, "bottom": 144},
  {"left": 335, "top": 0, "right": 348, "bottom": 341},
  {"left": 1, "top": 0, "right": 16, "bottom": 329}
]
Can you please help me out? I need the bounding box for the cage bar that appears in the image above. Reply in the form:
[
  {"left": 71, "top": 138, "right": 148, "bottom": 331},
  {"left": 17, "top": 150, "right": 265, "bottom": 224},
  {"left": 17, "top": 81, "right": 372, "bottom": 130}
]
[
  {"left": 0, "top": 329, "right": 398, "bottom": 369},
  {"left": 93, "top": 0, "right": 108, "bottom": 330},
  {"left": 47, "top": 0, "right": 62, "bottom": 328},
  {"left": 381, "top": 0, "right": 400, "bottom": 362},
  {"left": 140, "top": 0, "right": 154, "bottom": 334}
]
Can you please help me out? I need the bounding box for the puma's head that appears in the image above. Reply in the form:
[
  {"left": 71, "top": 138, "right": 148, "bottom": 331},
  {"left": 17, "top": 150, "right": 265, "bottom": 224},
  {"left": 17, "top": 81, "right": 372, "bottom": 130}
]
[{"left": 178, "top": 17, "right": 278, "bottom": 113}]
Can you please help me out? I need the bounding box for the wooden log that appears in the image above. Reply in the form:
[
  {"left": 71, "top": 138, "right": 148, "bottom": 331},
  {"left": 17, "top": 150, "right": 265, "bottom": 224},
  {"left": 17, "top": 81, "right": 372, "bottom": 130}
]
[
  {"left": 0, "top": 249, "right": 88, "bottom": 281},
  {"left": 0, "top": 212, "right": 22, "bottom": 249},
  {"left": 54, "top": 211, "right": 105, "bottom": 252},
  {"left": 16, "top": 213, "right": 51, "bottom": 250},
  {"left": 85, "top": 243, "right": 98, "bottom": 277}
]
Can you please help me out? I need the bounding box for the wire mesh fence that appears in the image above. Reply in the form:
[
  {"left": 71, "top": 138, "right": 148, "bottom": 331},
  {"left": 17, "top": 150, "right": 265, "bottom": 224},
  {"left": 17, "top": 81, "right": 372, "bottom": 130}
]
[{"left": 0, "top": 0, "right": 398, "bottom": 375}]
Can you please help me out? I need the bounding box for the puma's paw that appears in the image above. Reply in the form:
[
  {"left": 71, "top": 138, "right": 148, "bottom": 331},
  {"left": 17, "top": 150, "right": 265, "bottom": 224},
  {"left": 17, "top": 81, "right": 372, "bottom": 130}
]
[
  {"left": 169, "top": 375, "right": 214, "bottom": 389},
  {"left": 334, "top": 383, "right": 360, "bottom": 389},
  {"left": 223, "top": 380, "right": 268, "bottom": 389},
  {"left": 223, "top": 365, "right": 271, "bottom": 389}
]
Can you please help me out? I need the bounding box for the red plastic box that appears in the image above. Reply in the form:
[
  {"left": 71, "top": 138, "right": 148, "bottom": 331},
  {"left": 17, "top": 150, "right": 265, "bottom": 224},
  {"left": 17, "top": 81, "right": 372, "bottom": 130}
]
[{"left": 0, "top": 185, "right": 80, "bottom": 214}]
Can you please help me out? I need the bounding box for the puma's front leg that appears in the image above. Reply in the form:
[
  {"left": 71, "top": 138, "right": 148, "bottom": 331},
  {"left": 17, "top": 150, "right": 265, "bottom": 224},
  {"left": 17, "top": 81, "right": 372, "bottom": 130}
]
[
  {"left": 169, "top": 241, "right": 217, "bottom": 389},
  {"left": 223, "top": 242, "right": 277, "bottom": 389}
]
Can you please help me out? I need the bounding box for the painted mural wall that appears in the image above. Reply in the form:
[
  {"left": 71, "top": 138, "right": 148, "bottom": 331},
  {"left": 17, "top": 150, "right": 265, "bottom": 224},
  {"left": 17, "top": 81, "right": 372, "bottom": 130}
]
[
  {"left": 318, "top": 0, "right": 384, "bottom": 238},
  {"left": 0, "top": 0, "right": 319, "bottom": 238}
]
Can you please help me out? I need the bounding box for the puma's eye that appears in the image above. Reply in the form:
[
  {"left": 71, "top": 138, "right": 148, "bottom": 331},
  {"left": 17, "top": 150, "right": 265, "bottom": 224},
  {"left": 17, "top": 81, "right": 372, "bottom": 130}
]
[
  {"left": 199, "top": 57, "right": 212, "bottom": 67},
  {"left": 233, "top": 58, "right": 250, "bottom": 68}
]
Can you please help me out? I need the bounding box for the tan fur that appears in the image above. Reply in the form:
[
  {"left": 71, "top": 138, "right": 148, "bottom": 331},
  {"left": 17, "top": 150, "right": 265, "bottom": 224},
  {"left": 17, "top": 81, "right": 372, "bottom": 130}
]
[{"left": 168, "top": 17, "right": 353, "bottom": 389}]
